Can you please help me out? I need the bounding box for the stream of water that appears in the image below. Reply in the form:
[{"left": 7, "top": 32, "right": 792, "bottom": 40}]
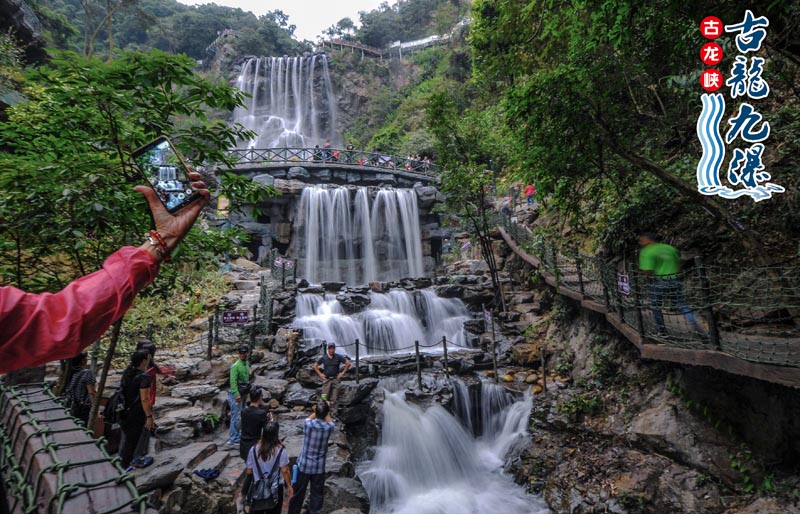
[{"left": 358, "top": 382, "right": 550, "bottom": 514}]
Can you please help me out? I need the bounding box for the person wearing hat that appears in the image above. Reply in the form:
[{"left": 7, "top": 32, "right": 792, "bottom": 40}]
[
  {"left": 312, "top": 342, "right": 350, "bottom": 417},
  {"left": 227, "top": 344, "right": 251, "bottom": 446}
]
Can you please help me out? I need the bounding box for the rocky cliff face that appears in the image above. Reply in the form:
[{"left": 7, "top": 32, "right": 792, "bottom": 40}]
[{"left": 0, "top": 0, "right": 47, "bottom": 63}]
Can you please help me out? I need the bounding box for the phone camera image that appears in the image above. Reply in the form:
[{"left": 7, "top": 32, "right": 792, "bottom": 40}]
[{"left": 132, "top": 137, "right": 199, "bottom": 214}]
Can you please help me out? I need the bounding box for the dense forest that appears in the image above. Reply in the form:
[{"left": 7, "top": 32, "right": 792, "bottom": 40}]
[{"left": 2, "top": 0, "right": 800, "bottom": 290}]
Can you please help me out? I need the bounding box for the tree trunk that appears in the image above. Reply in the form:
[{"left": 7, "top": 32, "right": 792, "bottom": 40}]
[{"left": 88, "top": 318, "right": 123, "bottom": 432}]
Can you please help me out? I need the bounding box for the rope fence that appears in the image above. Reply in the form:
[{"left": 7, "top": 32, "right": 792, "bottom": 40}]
[
  {"left": 302, "top": 335, "right": 487, "bottom": 389},
  {"left": 495, "top": 212, "right": 800, "bottom": 368}
]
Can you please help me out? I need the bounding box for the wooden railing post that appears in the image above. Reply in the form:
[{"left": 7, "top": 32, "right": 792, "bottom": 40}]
[{"left": 695, "top": 256, "right": 721, "bottom": 350}]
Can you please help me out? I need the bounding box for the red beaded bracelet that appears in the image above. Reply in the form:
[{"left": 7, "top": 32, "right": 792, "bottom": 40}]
[{"left": 148, "top": 230, "right": 172, "bottom": 262}]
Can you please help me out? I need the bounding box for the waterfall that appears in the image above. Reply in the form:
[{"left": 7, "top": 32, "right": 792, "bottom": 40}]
[
  {"left": 295, "top": 186, "right": 425, "bottom": 285},
  {"left": 291, "top": 290, "right": 470, "bottom": 356},
  {"left": 359, "top": 390, "right": 550, "bottom": 514},
  {"left": 232, "top": 55, "right": 338, "bottom": 148}
]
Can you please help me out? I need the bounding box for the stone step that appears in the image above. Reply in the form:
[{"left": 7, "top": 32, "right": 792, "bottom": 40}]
[
  {"left": 192, "top": 449, "right": 230, "bottom": 474},
  {"left": 131, "top": 442, "right": 217, "bottom": 493},
  {"left": 219, "top": 455, "right": 247, "bottom": 489}
]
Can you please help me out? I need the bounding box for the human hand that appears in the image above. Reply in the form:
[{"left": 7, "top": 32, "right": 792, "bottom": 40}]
[
  {"left": 145, "top": 416, "right": 155, "bottom": 429},
  {"left": 136, "top": 171, "right": 210, "bottom": 261},
  {"left": 337, "top": 372, "right": 343, "bottom": 380},
  {"left": 286, "top": 485, "right": 293, "bottom": 499}
]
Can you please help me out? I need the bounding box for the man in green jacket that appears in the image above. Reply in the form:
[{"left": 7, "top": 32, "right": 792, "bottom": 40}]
[
  {"left": 638, "top": 232, "right": 702, "bottom": 337},
  {"left": 226, "top": 344, "right": 251, "bottom": 445}
]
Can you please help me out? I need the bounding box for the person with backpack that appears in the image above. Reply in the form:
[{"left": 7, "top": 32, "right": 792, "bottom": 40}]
[
  {"left": 130, "top": 340, "right": 172, "bottom": 468},
  {"left": 242, "top": 421, "right": 292, "bottom": 514},
  {"left": 118, "top": 350, "right": 155, "bottom": 469},
  {"left": 64, "top": 352, "right": 96, "bottom": 427}
]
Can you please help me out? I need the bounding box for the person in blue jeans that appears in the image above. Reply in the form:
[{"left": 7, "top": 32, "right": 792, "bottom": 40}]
[
  {"left": 227, "top": 344, "right": 251, "bottom": 445},
  {"left": 639, "top": 232, "right": 702, "bottom": 336},
  {"left": 287, "top": 401, "right": 335, "bottom": 514}
]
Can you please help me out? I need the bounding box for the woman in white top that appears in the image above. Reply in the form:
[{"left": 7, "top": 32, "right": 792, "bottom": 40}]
[{"left": 243, "top": 421, "right": 293, "bottom": 514}]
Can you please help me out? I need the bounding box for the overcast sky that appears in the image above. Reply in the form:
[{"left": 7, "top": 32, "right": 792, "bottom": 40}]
[{"left": 177, "top": 0, "right": 388, "bottom": 42}]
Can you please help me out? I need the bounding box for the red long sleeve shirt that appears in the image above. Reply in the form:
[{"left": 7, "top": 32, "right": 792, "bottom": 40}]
[{"left": 0, "top": 246, "right": 159, "bottom": 373}]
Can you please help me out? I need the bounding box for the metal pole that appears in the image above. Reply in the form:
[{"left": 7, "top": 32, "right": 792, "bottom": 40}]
[
  {"left": 629, "top": 263, "right": 645, "bottom": 335},
  {"left": 355, "top": 339, "right": 360, "bottom": 384},
  {"left": 214, "top": 304, "right": 220, "bottom": 349},
  {"left": 250, "top": 304, "right": 258, "bottom": 351},
  {"left": 415, "top": 340, "right": 422, "bottom": 389},
  {"left": 442, "top": 336, "right": 448, "bottom": 376},
  {"left": 207, "top": 314, "right": 214, "bottom": 361},
  {"left": 491, "top": 313, "right": 498, "bottom": 384},
  {"left": 574, "top": 248, "right": 585, "bottom": 296},
  {"left": 695, "top": 256, "right": 721, "bottom": 349},
  {"left": 293, "top": 259, "right": 297, "bottom": 283}
]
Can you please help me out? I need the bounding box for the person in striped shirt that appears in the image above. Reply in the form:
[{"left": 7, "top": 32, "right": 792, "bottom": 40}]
[{"left": 286, "top": 401, "right": 335, "bottom": 514}]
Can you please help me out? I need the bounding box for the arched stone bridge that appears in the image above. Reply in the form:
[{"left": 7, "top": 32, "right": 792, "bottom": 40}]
[{"left": 229, "top": 147, "right": 439, "bottom": 187}]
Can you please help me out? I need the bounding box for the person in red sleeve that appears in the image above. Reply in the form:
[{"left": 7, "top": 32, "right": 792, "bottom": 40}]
[{"left": 0, "top": 172, "right": 209, "bottom": 374}]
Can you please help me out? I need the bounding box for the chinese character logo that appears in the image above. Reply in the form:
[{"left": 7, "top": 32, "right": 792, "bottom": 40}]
[{"left": 695, "top": 12, "right": 783, "bottom": 202}]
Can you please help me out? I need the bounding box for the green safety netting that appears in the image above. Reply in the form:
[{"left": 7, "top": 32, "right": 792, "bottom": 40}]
[{"left": 0, "top": 383, "right": 148, "bottom": 514}]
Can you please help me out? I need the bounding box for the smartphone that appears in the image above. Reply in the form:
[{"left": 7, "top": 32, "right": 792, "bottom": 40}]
[{"left": 131, "top": 136, "right": 202, "bottom": 214}]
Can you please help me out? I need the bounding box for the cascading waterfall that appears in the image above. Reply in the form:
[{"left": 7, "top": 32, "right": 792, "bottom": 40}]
[
  {"left": 291, "top": 290, "right": 471, "bottom": 355},
  {"left": 295, "top": 186, "right": 424, "bottom": 285},
  {"left": 359, "top": 389, "right": 551, "bottom": 514},
  {"left": 232, "top": 55, "right": 338, "bottom": 148}
]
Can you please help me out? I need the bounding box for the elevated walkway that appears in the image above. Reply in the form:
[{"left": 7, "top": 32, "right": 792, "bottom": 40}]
[
  {"left": 230, "top": 147, "right": 439, "bottom": 186},
  {"left": 496, "top": 214, "right": 800, "bottom": 388}
]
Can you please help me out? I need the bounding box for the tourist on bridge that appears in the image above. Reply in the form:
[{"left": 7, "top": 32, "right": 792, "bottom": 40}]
[
  {"left": 242, "top": 421, "right": 292, "bottom": 514},
  {"left": 0, "top": 172, "right": 209, "bottom": 374},
  {"left": 313, "top": 341, "right": 350, "bottom": 417},
  {"left": 638, "top": 232, "right": 703, "bottom": 337},
  {"left": 64, "top": 352, "right": 96, "bottom": 427},
  {"left": 286, "top": 401, "right": 335, "bottom": 514},
  {"left": 227, "top": 344, "right": 252, "bottom": 446},
  {"left": 118, "top": 350, "right": 155, "bottom": 469}
]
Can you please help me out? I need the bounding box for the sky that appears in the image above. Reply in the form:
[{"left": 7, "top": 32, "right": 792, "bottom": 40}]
[{"left": 177, "top": 0, "right": 388, "bottom": 42}]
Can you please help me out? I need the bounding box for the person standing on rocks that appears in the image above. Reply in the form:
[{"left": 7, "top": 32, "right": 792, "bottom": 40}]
[
  {"left": 227, "top": 344, "right": 251, "bottom": 446},
  {"left": 313, "top": 342, "right": 350, "bottom": 417},
  {"left": 242, "top": 421, "right": 292, "bottom": 514},
  {"left": 131, "top": 339, "right": 172, "bottom": 468},
  {"left": 240, "top": 387, "right": 271, "bottom": 460},
  {"left": 118, "top": 350, "right": 154, "bottom": 469},
  {"left": 286, "top": 401, "right": 335, "bottom": 514}
]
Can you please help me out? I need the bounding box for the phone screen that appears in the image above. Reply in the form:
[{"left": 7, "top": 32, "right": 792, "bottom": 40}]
[{"left": 131, "top": 136, "right": 201, "bottom": 214}]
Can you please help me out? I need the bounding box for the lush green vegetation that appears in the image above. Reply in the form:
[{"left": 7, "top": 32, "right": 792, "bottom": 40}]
[
  {"left": 29, "top": 0, "right": 307, "bottom": 60},
  {"left": 426, "top": 0, "right": 800, "bottom": 262},
  {"left": 0, "top": 49, "right": 271, "bottom": 292}
]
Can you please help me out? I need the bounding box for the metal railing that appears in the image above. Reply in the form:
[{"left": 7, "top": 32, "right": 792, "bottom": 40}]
[
  {"left": 495, "top": 212, "right": 800, "bottom": 369},
  {"left": 230, "top": 147, "right": 438, "bottom": 178}
]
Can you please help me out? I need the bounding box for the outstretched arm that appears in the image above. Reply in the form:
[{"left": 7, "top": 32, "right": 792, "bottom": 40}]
[{"left": 0, "top": 173, "right": 209, "bottom": 373}]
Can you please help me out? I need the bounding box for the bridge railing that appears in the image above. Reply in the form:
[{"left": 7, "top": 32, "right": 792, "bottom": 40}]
[
  {"left": 230, "top": 147, "right": 439, "bottom": 178},
  {"left": 494, "top": 212, "right": 800, "bottom": 368}
]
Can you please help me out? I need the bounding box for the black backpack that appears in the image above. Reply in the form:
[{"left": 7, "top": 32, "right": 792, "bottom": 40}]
[{"left": 103, "top": 388, "right": 126, "bottom": 425}]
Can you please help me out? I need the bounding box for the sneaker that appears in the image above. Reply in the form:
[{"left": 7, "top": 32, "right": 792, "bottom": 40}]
[
  {"left": 124, "top": 465, "right": 135, "bottom": 473},
  {"left": 132, "top": 455, "right": 154, "bottom": 468}
]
